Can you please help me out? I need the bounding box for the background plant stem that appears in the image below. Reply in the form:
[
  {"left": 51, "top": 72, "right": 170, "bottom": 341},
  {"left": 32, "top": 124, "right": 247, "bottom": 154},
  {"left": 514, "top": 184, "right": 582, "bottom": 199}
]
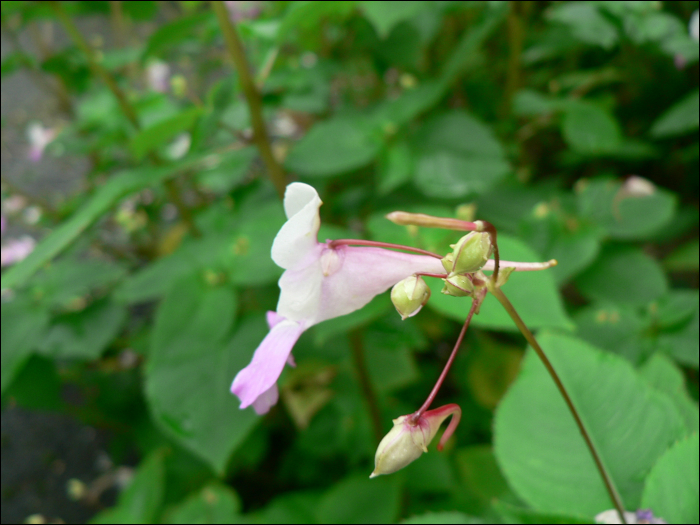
[
  {"left": 349, "top": 329, "right": 384, "bottom": 445},
  {"left": 487, "top": 281, "right": 628, "bottom": 524},
  {"left": 212, "top": 0, "right": 287, "bottom": 201},
  {"left": 49, "top": 1, "right": 200, "bottom": 236}
]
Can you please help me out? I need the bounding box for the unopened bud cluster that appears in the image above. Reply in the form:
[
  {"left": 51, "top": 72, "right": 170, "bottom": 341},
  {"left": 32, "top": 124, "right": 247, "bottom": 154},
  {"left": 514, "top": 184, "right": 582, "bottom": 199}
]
[{"left": 440, "top": 232, "right": 492, "bottom": 298}]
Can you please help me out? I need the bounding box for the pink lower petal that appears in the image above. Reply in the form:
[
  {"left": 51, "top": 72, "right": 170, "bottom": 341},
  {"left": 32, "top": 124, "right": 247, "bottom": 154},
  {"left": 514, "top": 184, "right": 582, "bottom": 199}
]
[
  {"left": 251, "top": 384, "right": 279, "bottom": 415},
  {"left": 231, "top": 319, "right": 304, "bottom": 409}
]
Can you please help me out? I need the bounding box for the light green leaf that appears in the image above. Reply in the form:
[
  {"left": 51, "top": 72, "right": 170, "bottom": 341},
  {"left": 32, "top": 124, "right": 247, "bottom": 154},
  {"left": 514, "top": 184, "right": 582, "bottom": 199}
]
[
  {"left": 428, "top": 235, "right": 573, "bottom": 331},
  {"left": 285, "top": 116, "right": 382, "bottom": 177},
  {"left": 561, "top": 102, "right": 622, "bottom": 155},
  {"left": 547, "top": 3, "right": 618, "bottom": 49},
  {"left": 575, "top": 177, "right": 676, "bottom": 240},
  {"left": 414, "top": 152, "right": 510, "bottom": 199},
  {"left": 130, "top": 107, "right": 202, "bottom": 161},
  {"left": 575, "top": 246, "right": 668, "bottom": 306},
  {"left": 163, "top": 483, "right": 242, "bottom": 524},
  {"left": 402, "top": 511, "right": 481, "bottom": 524},
  {"left": 640, "top": 353, "right": 699, "bottom": 434},
  {"left": 360, "top": 1, "right": 426, "bottom": 39},
  {"left": 378, "top": 141, "right": 413, "bottom": 195},
  {"left": 494, "top": 332, "right": 686, "bottom": 517},
  {"left": 650, "top": 89, "right": 699, "bottom": 138},
  {"left": 317, "top": 473, "right": 401, "bottom": 524},
  {"left": 39, "top": 299, "right": 127, "bottom": 360},
  {"left": 146, "top": 276, "right": 260, "bottom": 474},
  {"left": 142, "top": 11, "right": 213, "bottom": 58},
  {"left": 90, "top": 449, "right": 166, "bottom": 524},
  {"left": 641, "top": 432, "right": 699, "bottom": 525},
  {"left": 657, "top": 304, "right": 699, "bottom": 368},
  {"left": 416, "top": 111, "right": 505, "bottom": 158}
]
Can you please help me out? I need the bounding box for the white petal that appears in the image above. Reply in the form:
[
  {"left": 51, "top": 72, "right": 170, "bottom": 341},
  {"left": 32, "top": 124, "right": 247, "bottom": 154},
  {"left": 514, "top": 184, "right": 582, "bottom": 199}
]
[{"left": 271, "top": 183, "right": 322, "bottom": 270}]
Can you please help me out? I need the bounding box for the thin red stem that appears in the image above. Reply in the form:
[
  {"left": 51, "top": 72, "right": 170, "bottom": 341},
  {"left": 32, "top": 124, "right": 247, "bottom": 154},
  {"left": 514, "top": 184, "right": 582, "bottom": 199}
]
[
  {"left": 328, "top": 239, "right": 443, "bottom": 259},
  {"left": 416, "top": 272, "right": 448, "bottom": 279},
  {"left": 412, "top": 290, "right": 484, "bottom": 420}
]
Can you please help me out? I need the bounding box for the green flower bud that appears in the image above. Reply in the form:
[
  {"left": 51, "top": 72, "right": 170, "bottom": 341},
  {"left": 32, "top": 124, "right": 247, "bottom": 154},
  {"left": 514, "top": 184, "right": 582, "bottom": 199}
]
[
  {"left": 447, "top": 232, "right": 493, "bottom": 275},
  {"left": 391, "top": 275, "right": 430, "bottom": 320},
  {"left": 441, "top": 274, "right": 475, "bottom": 297}
]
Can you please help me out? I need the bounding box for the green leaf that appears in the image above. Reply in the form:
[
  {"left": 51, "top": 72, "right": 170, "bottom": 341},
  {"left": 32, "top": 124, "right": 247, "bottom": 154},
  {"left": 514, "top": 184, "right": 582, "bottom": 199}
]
[
  {"left": 573, "top": 302, "right": 648, "bottom": 364},
  {"left": 650, "top": 89, "right": 699, "bottom": 138},
  {"left": 278, "top": 1, "right": 356, "bottom": 42},
  {"left": 147, "top": 278, "right": 261, "bottom": 474},
  {"left": 316, "top": 473, "right": 401, "bottom": 524},
  {"left": 1, "top": 355, "right": 61, "bottom": 410},
  {"left": 372, "top": 81, "right": 446, "bottom": 127},
  {"left": 640, "top": 353, "right": 699, "bottom": 435},
  {"left": 402, "top": 511, "right": 480, "bottom": 524},
  {"left": 163, "top": 483, "right": 242, "bottom": 524},
  {"left": 39, "top": 299, "right": 127, "bottom": 360},
  {"left": 142, "top": 11, "right": 213, "bottom": 58},
  {"left": 547, "top": 3, "right": 618, "bottom": 49},
  {"left": 492, "top": 501, "right": 592, "bottom": 525},
  {"left": 130, "top": 107, "right": 202, "bottom": 161},
  {"left": 561, "top": 102, "right": 622, "bottom": 155},
  {"left": 257, "top": 490, "right": 321, "bottom": 524},
  {"left": 575, "top": 177, "right": 676, "bottom": 240},
  {"left": 360, "top": 1, "right": 426, "bottom": 39},
  {"left": 29, "top": 259, "right": 126, "bottom": 310},
  {"left": 285, "top": 115, "right": 382, "bottom": 177},
  {"left": 455, "top": 445, "right": 511, "bottom": 505},
  {"left": 377, "top": 141, "right": 413, "bottom": 195},
  {"left": 428, "top": 235, "right": 573, "bottom": 331},
  {"left": 366, "top": 346, "right": 419, "bottom": 393},
  {"left": 575, "top": 246, "right": 668, "bottom": 306},
  {"left": 91, "top": 449, "right": 166, "bottom": 524},
  {"left": 414, "top": 152, "right": 510, "bottom": 199},
  {"left": 313, "top": 294, "right": 391, "bottom": 345},
  {"left": 664, "top": 239, "right": 700, "bottom": 272},
  {"left": 416, "top": 111, "right": 505, "bottom": 158},
  {"left": 641, "top": 432, "right": 699, "bottom": 525},
  {"left": 1, "top": 155, "right": 220, "bottom": 291},
  {"left": 657, "top": 304, "right": 699, "bottom": 368},
  {"left": 1, "top": 298, "right": 50, "bottom": 395},
  {"left": 494, "top": 332, "right": 686, "bottom": 517}
]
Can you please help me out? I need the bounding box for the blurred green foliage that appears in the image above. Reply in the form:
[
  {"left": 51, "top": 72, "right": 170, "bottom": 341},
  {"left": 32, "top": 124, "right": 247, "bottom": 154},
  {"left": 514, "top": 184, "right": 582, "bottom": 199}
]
[{"left": 1, "top": 1, "right": 698, "bottom": 523}]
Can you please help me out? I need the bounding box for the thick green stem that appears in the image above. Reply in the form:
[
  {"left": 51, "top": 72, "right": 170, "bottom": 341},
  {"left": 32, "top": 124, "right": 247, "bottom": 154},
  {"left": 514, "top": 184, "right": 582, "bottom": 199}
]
[
  {"left": 212, "top": 1, "right": 286, "bottom": 200},
  {"left": 486, "top": 281, "right": 628, "bottom": 524}
]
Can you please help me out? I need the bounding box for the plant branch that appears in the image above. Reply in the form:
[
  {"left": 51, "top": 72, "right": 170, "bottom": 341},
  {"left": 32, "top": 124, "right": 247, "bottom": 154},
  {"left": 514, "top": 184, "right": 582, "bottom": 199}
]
[
  {"left": 212, "top": 1, "right": 286, "bottom": 200},
  {"left": 486, "top": 281, "right": 627, "bottom": 524},
  {"left": 349, "top": 329, "right": 384, "bottom": 445},
  {"left": 412, "top": 289, "right": 484, "bottom": 420}
]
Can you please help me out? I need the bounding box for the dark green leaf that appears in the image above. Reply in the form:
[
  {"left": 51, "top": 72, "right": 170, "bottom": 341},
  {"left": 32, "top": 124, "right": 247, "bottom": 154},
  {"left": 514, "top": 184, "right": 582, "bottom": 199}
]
[
  {"left": 147, "top": 279, "right": 262, "bottom": 474},
  {"left": 360, "top": 1, "right": 427, "bottom": 39},
  {"left": 547, "top": 3, "right": 618, "bottom": 49},
  {"left": 142, "top": 11, "right": 213, "bottom": 58},
  {"left": 316, "top": 473, "right": 401, "bottom": 524},
  {"left": 650, "top": 90, "right": 699, "bottom": 138},
  {"left": 285, "top": 116, "right": 382, "bottom": 177},
  {"left": 575, "top": 246, "right": 668, "bottom": 306},
  {"left": 561, "top": 102, "right": 622, "bottom": 155},
  {"left": 1, "top": 298, "right": 50, "bottom": 395},
  {"left": 163, "top": 483, "right": 242, "bottom": 524},
  {"left": 90, "top": 449, "right": 166, "bottom": 524},
  {"left": 402, "top": 511, "right": 481, "bottom": 524}
]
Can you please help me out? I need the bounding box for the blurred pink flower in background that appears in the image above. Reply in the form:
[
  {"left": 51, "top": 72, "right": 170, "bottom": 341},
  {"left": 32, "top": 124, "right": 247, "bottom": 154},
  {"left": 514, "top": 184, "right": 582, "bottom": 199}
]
[
  {"left": 26, "top": 122, "right": 57, "bottom": 162},
  {"left": 1, "top": 214, "right": 36, "bottom": 267},
  {"left": 224, "top": 1, "right": 262, "bottom": 22},
  {"left": 146, "top": 60, "right": 170, "bottom": 93}
]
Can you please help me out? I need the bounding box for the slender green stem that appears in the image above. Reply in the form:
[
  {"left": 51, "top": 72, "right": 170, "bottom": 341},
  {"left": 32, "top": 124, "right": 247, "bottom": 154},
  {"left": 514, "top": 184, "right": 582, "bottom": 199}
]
[
  {"left": 50, "top": 1, "right": 200, "bottom": 236},
  {"left": 212, "top": 1, "right": 286, "bottom": 200},
  {"left": 349, "top": 330, "right": 384, "bottom": 445},
  {"left": 486, "top": 281, "right": 627, "bottom": 524}
]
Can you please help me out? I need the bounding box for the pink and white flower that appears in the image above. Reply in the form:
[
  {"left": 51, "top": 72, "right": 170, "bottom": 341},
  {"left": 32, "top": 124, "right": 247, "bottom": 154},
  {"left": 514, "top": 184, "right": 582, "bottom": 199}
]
[
  {"left": 27, "top": 122, "right": 57, "bottom": 163},
  {"left": 231, "top": 183, "right": 445, "bottom": 414}
]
